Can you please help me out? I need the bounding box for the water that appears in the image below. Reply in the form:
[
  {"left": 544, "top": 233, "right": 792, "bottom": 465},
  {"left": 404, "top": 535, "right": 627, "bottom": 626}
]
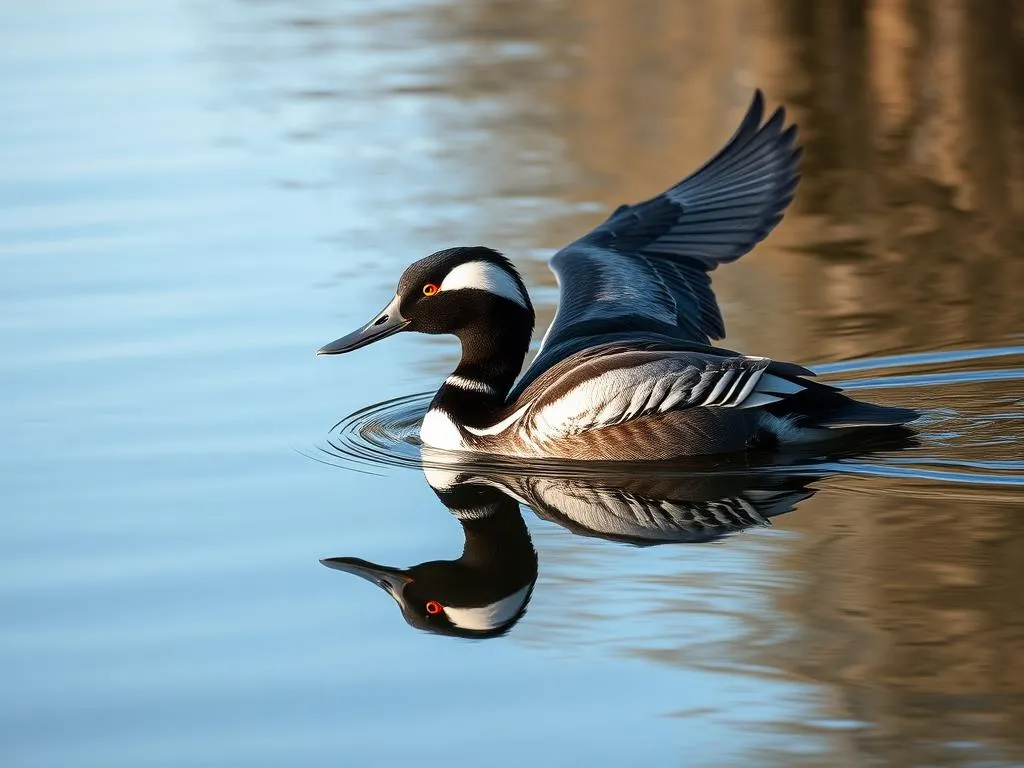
[{"left": 3, "top": 1, "right": 1024, "bottom": 766}]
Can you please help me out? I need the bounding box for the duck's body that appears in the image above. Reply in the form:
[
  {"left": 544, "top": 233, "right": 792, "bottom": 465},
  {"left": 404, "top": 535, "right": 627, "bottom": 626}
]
[
  {"left": 319, "top": 91, "right": 918, "bottom": 461},
  {"left": 420, "top": 334, "right": 910, "bottom": 460}
]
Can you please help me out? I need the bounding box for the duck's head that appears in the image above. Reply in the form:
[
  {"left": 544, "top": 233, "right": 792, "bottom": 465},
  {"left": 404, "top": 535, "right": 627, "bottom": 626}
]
[
  {"left": 320, "top": 479, "right": 538, "bottom": 639},
  {"left": 320, "top": 554, "right": 535, "bottom": 639},
  {"left": 317, "top": 246, "right": 533, "bottom": 356}
]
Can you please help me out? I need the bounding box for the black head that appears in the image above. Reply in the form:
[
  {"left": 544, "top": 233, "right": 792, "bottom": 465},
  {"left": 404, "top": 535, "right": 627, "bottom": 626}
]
[
  {"left": 320, "top": 480, "right": 538, "bottom": 639},
  {"left": 316, "top": 247, "right": 533, "bottom": 355},
  {"left": 320, "top": 556, "right": 535, "bottom": 639}
]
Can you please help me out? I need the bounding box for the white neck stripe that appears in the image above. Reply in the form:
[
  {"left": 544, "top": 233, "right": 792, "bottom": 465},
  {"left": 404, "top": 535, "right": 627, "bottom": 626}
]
[
  {"left": 449, "top": 504, "right": 501, "bottom": 520},
  {"left": 439, "top": 261, "right": 528, "bottom": 309},
  {"left": 445, "top": 375, "right": 497, "bottom": 395}
]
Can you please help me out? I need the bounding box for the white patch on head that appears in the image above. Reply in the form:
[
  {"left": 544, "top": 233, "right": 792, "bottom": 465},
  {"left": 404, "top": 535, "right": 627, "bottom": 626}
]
[
  {"left": 439, "top": 260, "right": 528, "bottom": 308},
  {"left": 442, "top": 583, "right": 532, "bottom": 631},
  {"left": 420, "top": 408, "right": 468, "bottom": 451}
]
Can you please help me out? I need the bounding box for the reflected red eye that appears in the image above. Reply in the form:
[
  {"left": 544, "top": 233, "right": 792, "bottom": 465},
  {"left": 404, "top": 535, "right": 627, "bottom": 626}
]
[
  {"left": 425, "top": 600, "right": 443, "bottom": 615},
  {"left": 422, "top": 283, "right": 439, "bottom": 297}
]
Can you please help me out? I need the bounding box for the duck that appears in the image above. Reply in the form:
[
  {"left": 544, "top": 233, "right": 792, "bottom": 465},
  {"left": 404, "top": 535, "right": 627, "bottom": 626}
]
[{"left": 317, "top": 90, "right": 919, "bottom": 461}]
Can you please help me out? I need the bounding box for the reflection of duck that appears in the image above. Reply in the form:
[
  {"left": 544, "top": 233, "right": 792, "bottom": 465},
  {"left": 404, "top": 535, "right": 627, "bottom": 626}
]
[
  {"left": 317, "top": 90, "right": 918, "bottom": 461},
  {"left": 322, "top": 465, "right": 818, "bottom": 637},
  {"left": 424, "top": 466, "right": 816, "bottom": 545},
  {"left": 322, "top": 481, "right": 537, "bottom": 639}
]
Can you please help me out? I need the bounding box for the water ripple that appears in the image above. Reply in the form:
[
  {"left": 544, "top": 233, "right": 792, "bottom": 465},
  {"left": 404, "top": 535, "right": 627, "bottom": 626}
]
[{"left": 310, "top": 346, "right": 1024, "bottom": 491}]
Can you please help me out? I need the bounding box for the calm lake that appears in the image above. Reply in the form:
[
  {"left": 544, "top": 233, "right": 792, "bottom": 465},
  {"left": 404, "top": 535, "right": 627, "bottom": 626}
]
[{"left": 3, "top": 1, "right": 1024, "bottom": 766}]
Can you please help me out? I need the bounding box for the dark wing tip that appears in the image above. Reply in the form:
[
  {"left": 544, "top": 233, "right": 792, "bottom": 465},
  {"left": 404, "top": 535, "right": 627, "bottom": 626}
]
[
  {"left": 763, "top": 104, "right": 785, "bottom": 134},
  {"left": 748, "top": 89, "right": 766, "bottom": 127},
  {"left": 542, "top": 89, "right": 803, "bottom": 351}
]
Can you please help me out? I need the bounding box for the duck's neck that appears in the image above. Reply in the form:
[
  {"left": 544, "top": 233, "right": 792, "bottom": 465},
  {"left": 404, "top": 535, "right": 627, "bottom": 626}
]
[
  {"left": 429, "top": 311, "right": 532, "bottom": 428},
  {"left": 460, "top": 506, "right": 537, "bottom": 576},
  {"left": 431, "top": 481, "right": 538, "bottom": 584}
]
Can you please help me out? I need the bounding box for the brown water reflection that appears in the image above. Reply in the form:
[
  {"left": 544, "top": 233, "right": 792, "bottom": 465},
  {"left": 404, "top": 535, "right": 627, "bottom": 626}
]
[
  {"left": 426, "top": 1, "right": 1024, "bottom": 763},
  {"left": 282, "top": 0, "right": 1024, "bottom": 763}
]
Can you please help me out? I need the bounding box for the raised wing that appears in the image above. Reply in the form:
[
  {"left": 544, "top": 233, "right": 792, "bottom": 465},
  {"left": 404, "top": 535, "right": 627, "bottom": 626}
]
[{"left": 531, "top": 90, "right": 800, "bottom": 376}]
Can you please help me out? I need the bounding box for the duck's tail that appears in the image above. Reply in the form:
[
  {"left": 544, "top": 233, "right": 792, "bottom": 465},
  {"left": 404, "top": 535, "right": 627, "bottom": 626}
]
[
  {"left": 760, "top": 385, "right": 919, "bottom": 445},
  {"left": 806, "top": 398, "right": 920, "bottom": 429}
]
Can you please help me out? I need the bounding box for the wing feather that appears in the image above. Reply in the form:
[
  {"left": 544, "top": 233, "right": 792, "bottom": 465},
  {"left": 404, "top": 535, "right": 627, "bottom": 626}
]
[
  {"left": 525, "top": 90, "right": 801, "bottom": 389},
  {"left": 522, "top": 350, "right": 789, "bottom": 441}
]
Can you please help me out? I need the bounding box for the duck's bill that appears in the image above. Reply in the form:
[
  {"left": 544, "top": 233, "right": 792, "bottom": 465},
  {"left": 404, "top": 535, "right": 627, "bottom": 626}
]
[
  {"left": 320, "top": 557, "right": 412, "bottom": 596},
  {"left": 316, "top": 295, "right": 409, "bottom": 355}
]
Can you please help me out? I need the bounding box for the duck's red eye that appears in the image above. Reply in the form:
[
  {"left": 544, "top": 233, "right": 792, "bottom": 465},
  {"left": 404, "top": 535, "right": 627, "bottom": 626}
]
[
  {"left": 422, "top": 283, "right": 440, "bottom": 297},
  {"left": 425, "top": 600, "right": 443, "bottom": 615}
]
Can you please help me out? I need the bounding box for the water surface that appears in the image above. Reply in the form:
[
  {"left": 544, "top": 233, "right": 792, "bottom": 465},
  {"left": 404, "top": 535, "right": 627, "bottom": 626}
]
[{"left": 3, "top": 1, "right": 1024, "bottom": 766}]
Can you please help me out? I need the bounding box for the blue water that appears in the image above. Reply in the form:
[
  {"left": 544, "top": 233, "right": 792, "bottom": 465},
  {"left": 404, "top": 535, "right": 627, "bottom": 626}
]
[{"left": 4, "top": 2, "right": 1024, "bottom": 766}]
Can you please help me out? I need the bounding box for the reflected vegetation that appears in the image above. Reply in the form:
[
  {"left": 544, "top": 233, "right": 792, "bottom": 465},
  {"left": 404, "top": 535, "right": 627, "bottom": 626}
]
[{"left": 412, "top": 0, "right": 1024, "bottom": 364}]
